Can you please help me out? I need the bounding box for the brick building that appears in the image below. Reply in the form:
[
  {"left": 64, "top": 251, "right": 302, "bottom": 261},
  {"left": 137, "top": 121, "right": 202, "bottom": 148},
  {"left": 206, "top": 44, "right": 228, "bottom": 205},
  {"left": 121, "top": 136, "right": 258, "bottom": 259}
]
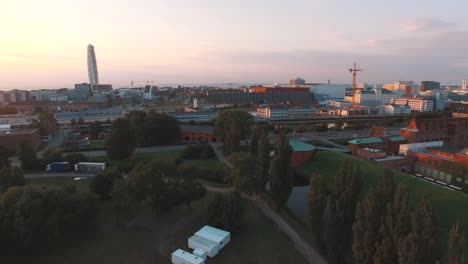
[
  {"left": 180, "top": 125, "right": 221, "bottom": 143},
  {"left": 400, "top": 118, "right": 468, "bottom": 148},
  {"left": 408, "top": 147, "right": 468, "bottom": 183},
  {"left": 208, "top": 86, "right": 314, "bottom": 104},
  {"left": 289, "top": 140, "right": 316, "bottom": 167},
  {"left": 0, "top": 128, "right": 41, "bottom": 153}
]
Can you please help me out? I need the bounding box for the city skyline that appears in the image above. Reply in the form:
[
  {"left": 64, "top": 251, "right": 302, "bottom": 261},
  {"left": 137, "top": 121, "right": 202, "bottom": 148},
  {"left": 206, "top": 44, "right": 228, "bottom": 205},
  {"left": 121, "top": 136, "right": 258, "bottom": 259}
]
[{"left": 2, "top": 0, "right": 468, "bottom": 89}]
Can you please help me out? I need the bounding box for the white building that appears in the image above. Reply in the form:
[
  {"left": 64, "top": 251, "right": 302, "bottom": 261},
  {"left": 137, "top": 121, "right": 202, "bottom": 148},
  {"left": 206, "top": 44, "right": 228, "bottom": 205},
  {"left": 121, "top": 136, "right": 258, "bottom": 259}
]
[
  {"left": 462, "top": 80, "right": 468, "bottom": 90},
  {"left": 171, "top": 249, "right": 205, "bottom": 264},
  {"left": 394, "top": 97, "right": 434, "bottom": 112},
  {"left": 384, "top": 104, "right": 412, "bottom": 115},
  {"left": 352, "top": 88, "right": 398, "bottom": 106},
  {"left": 331, "top": 100, "right": 351, "bottom": 108}
]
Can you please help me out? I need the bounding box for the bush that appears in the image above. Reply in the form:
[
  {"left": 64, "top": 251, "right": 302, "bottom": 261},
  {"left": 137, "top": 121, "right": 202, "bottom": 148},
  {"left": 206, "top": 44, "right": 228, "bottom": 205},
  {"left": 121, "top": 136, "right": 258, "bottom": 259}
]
[
  {"left": 89, "top": 167, "right": 121, "bottom": 199},
  {"left": 0, "top": 185, "right": 99, "bottom": 252},
  {"left": 208, "top": 192, "right": 244, "bottom": 232},
  {"left": 43, "top": 147, "right": 64, "bottom": 164}
]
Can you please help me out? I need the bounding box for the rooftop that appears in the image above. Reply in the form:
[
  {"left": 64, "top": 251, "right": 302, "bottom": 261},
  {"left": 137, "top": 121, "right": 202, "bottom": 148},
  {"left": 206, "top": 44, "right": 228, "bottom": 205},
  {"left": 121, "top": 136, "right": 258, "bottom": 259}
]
[
  {"left": 180, "top": 125, "right": 215, "bottom": 134},
  {"left": 289, "top": 140, "right": 316, "bottom": 152},
  {"left": 374, "top": 156, "right": 407, "bottom": 162},
  {"left": 0, "top": 128, "right": 39, "bottom": 136},
  {"left": 388, "top": 136, "right": 407, "bottom": 142},
  {"left": 348, "top": 137, "right": 383, "bottom": 145}
]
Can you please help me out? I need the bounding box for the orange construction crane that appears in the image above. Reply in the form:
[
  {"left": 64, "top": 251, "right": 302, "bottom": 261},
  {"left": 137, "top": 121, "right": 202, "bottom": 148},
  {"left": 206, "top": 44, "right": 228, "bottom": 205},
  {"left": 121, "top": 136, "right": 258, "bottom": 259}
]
[{"left": 349, "top": 63, "right": 364, "bottom": 110}]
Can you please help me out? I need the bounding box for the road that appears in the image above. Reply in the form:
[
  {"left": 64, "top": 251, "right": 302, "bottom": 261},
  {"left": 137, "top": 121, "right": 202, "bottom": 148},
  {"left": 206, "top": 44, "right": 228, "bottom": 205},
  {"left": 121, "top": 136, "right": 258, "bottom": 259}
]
[
  {"left": 209, "top": 143, "right": 326, "bottom": 264},
  {"left": 25, "top": 172, "right": 95, "bottom": 179}
]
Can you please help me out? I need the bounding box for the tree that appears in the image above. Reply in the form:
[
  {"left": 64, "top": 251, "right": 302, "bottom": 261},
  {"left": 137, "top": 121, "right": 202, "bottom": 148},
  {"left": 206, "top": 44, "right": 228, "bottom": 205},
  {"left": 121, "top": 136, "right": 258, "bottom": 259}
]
[
  {"left": 255, "top": 127, "right": 270, "bottom": 193},
  {"left": 43, "top": 147, "right": 63, "bottom": 164},
  {"left": 89, "top": 167, "right": 121, "bottom": 199},
  {"left": 208, "top": 192, "right": 244, "bottom": 232},
  {"left": 226, "top": 152, "right": 257, "bottom": 194},
  {"left": 105, "top": 118, "right": 136, "bottom": 160},
  {"left": 70, "top": 118, "right": 76, "bottom": 129},
  {"left": 0, "top": 145, "right": 11, "bottom": 170},
  {"left": 126, "top": 110, "right": 146, "bottom": 145},
  {"left": 77, "top": 117, "right": 85, "bottom": 126},
  {"left": 334, "top": 119, "right": 344, "bottom": 131},
  {"left": 18, "top": 140, "right": 39, "bottom": 171},
  {"left": 181, "top": 144, "right": 214, "bottom": 159},
  {"left": 128, "top": 160, "right": 204, "bottom": 213},
  {"left": 269, "top": 129, "right": 292, "bottom": 209},
  {"left": 249, "top": 125, "right": 262, "bottom": 155},
  {"left": 215, "top": 110, "right": 254, "bottom": 155},
  {"left": 446, "top": 222, "right": 465, "bottom": 264},
  {"left": 0, "top": 166, "right": 25, "bottom": 191},
  {"left": 88, "top": 121, "right": 103, "bottom": 139},
  {"left": 140, "top": 112, "right": 180, "bottom": 147},
  {"left": 64, "top": 152, "right": 88, "bottom": 166},
  {"left": 308, "top": 175, "right": 327, "bottom": 246},
  {"left": 111, "top": 179, "right": 137, "bottom": 227}
]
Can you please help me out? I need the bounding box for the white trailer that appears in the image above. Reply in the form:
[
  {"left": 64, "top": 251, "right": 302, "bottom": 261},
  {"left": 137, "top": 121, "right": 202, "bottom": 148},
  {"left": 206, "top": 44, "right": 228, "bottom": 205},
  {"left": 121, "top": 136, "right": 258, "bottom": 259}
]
[
  {"left": 74, "top": 162, "right": 106, "bottom": 173},
  {"left": 188, "top": 235, "right": 219, "bottom": 258},
  {"left": 195, "top": 225, "right": 230, "bottom": 250},
  {"left": 171, "top": 249, "right": 205, "bottom": 264}
]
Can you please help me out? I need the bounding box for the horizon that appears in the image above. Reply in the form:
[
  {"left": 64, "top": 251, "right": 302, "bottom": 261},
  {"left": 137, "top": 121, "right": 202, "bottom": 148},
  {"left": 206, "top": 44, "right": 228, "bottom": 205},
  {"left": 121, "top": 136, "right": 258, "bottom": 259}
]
[{"left": 2, "top": 0, "right": 468, "bottom": 89}]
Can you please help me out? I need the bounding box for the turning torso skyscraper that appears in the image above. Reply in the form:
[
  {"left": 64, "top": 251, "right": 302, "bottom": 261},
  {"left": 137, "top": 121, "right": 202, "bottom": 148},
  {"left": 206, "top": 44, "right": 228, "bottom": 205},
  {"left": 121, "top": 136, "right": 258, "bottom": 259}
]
[{"left": 87, "top": 44, "right": 99, "bottom": 85}]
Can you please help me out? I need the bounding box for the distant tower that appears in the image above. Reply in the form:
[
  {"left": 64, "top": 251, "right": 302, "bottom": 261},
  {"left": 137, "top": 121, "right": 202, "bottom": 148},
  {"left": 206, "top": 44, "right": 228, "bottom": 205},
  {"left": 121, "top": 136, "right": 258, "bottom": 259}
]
[
  {"left": 87, "top": 44, "right": 99, "bottom": 85},
  {"left": 462, "top": 80, "right": 468, "bottom": 90}
]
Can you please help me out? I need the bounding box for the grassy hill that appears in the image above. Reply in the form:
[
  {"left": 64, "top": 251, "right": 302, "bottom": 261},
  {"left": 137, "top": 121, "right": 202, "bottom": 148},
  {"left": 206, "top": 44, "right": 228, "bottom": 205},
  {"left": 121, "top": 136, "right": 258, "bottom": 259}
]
[{"left": 296, "top": 151, "right": 468, "bottom": 261}]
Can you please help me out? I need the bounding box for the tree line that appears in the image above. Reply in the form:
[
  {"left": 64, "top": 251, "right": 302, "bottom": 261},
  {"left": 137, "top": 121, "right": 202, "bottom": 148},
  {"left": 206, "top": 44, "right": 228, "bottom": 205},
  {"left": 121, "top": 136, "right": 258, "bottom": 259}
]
[
  {"left": 105, "top": 110, "right": 180, "bottom": 160},
  {"left": 308, "top": 162, "right": 465, "bottom": 264}
]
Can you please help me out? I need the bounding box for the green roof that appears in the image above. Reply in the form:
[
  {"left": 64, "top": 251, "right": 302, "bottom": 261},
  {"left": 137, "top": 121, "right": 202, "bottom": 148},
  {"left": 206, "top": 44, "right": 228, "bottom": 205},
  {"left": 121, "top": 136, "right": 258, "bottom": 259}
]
[
  {"left": 389, "top": 136, "right": 406, "bottom": 142},
  {"left": 289, "top": 140, "right": 316, "bottom": 152},
  {"left": 348, "top": 137, "right": 383, "bottom": 145}
]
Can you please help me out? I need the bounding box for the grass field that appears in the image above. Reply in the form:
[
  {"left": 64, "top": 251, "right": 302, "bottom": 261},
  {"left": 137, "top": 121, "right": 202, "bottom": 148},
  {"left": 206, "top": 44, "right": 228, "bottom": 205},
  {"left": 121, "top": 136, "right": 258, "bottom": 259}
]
[
  {"left": 87, "top": 140, "right": 105, "bottom": 149},
  {"left": 89, "top": 151, "right": 183, "bottom": 171},
  {"left": 182, "top": 158, "right": 222, "bottom": 172},
  {"left": 296, "top": 151, "right": 468, "bottom": 260},
  {"left": 1, "top": 192, "right": 307, "bottom": 264},
  {"left": 27, "top": 177, "right": 93, "bottom": 192}
]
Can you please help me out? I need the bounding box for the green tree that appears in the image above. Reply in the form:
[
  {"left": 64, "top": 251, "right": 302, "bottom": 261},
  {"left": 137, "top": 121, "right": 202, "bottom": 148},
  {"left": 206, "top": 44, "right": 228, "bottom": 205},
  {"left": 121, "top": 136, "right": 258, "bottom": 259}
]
[
  {"left": 208, "top": 192, "right": 244, "bottom": 232},
  {"left": 105, "top": 118, "right": 136, "bottom": 160},
  {"left": 226, "top": 152, "right": 257, "bottom": 194},
  {"left": 0, "top": 166, "right": 25, "bottom": 191},
  {"left": 18, "top": 140, "right": 39, "bottom": 171},
  {"left": 215, "top": 110, "right": 254, "bottom": 155},
  {"left": 0, "top": 145, "right": 11, "bottom": 170},
  {"left": 126, "top": 110, "right": 147, "bottom": 145},
  {"left": 334, "top": 119, "right": 344, "bottom": 131},
  {"left": 64, "top": 152, "right": 88, "bottom": 166},
  {"left": 255, "top": 127, "right": 270, "bottom": 193},
  {"left": 111, "top": 179, "right": 137, "bottom": 227},
  {"left": 249, "top": 125, "right": 262, "bottom": 155},
  {"left": 445, "top": 222, "right": 465, "bottom": 264},
  {"left": 89, "top": 167, "right": 121, "bottom": 199},
  {"left": 77, "top": 117, "right": 85, "bottom": 126},
  {"left": 88, "top": 121, "right": 103, "bottom": 139},
  {"left": 269, "top": 129, "right": 292, "bottom": 209},
  {"left": 140, "top": 112, "right": 180, "bottom": 147},
  {"left": 70, "top": 118, "right": 76, "bottom": 128},
  {"left": 308, "top": 175, "right": 327, "bottom": 246},
  {"left": 43, "top": 147, "right": 63, "bottom": 164}
]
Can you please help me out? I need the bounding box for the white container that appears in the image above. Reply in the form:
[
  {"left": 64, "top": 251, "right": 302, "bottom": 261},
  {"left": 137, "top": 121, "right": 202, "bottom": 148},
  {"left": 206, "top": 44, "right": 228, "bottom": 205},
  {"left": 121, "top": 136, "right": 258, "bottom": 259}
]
[
  {"left": 171, "top": 249, "right": 205, "bottom": 264},
  {"left": 188, "top": 235, "right": 219, "bottom": 258}
]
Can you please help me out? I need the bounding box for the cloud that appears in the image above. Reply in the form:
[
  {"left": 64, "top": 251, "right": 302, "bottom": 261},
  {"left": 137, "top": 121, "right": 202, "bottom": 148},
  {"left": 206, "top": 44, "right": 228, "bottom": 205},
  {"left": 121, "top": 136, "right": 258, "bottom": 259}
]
[{"left": 401, "top": 18, "right": 457, "bottom": 34}]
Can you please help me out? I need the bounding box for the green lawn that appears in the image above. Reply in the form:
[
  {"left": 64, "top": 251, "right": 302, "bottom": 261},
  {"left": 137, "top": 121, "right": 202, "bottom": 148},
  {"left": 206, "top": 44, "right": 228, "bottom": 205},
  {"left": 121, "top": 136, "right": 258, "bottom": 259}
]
[
  {"left": 28, "top": 177, "right": 92, "bottom": 193},
  {"left": 87, "top": 140, "right": 105, "bottom": 149},
  {"left": 182, "top": 158, "right": 222, "bottom": 172},
  {"left": 296, "top": 151, "right": 468, "bottom": 260},
  {"left": 89, "top": 151, "right": 183, "bottom": 171},
  {"left": 1, "top": 193, "right": 307, "bottom": 264}
]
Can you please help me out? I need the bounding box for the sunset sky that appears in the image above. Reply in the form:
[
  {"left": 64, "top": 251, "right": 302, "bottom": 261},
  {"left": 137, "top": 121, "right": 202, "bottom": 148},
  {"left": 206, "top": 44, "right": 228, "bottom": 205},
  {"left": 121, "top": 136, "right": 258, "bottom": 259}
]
[{"left": 2, "top": 0, "right": 468, "bottom": 89}]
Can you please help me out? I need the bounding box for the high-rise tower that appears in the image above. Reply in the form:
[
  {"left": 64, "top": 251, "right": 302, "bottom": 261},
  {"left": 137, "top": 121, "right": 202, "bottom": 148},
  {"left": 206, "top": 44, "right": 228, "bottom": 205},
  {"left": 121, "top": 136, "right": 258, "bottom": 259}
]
[{"left": 87, "top": 44, "right": 99, "bottom": 85}]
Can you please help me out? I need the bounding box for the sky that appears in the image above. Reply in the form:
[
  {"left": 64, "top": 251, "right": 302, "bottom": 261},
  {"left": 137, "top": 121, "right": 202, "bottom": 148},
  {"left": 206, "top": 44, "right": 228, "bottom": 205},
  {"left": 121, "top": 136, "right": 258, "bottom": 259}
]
[{"left": 2, "top": 0, "right": 468, "bottom": 89}]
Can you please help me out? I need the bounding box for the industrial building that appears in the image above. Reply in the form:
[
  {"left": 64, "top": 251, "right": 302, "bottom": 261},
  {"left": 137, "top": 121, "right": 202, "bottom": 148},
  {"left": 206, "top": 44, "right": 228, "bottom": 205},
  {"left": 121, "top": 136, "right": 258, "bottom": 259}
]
[
  {"left": 394, "top": 97, "right": 434, "bottom": 112},
  {"left": 351, "top": 88, "right": 398, "bottom": 106},
  {"left": 0, "top": 128, "right": 41, "bottom": 153},
  {"left": 207, "top": 86, "right": 314, "bottom": 104},
  {"left": 257, "top": 105, "right": 316, "bottom": 120},
  {"left": 400, "top": 118, "right": 468, "bottom": 149}
]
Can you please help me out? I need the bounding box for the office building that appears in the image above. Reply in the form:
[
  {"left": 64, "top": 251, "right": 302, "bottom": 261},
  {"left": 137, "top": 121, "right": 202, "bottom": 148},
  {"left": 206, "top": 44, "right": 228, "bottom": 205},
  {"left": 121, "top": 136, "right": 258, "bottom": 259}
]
[
  {"left": 420, "top": 81, "right": 440, "bottom": 92},
  {"left": 352, "top": 88, "right": 397, "bottom": 106},
  {"left": 87, "top": 44, "right": 99, "bottom": 85},
  {"left": 384, "top": 104, "right": 412, "bottom": 115},
  {"left": 208, "top": 86, "right": 314, "bottom": 104},
  {"left": 394, "top": 97, "right": 434, "bottom": 112}
]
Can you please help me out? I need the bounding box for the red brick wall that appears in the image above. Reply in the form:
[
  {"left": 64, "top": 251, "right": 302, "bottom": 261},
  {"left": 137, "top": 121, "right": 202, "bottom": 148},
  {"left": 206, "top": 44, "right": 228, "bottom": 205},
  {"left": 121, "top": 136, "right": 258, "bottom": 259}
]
[
  {"left": 181, "top": 131, "right": 222, "bottom": 143},
  {"left": 290, "top": 150, "right": 315, "bottom": 167},
  {"left": 0, "top": 129, "right": 41, "bottom": 153}
]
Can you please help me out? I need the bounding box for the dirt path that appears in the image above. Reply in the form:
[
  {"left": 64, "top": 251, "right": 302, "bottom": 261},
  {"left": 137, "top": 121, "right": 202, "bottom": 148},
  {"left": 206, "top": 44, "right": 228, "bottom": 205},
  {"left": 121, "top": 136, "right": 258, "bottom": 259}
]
[{"left": 209, "top": 143, "right": 327, "bottom": 264}]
